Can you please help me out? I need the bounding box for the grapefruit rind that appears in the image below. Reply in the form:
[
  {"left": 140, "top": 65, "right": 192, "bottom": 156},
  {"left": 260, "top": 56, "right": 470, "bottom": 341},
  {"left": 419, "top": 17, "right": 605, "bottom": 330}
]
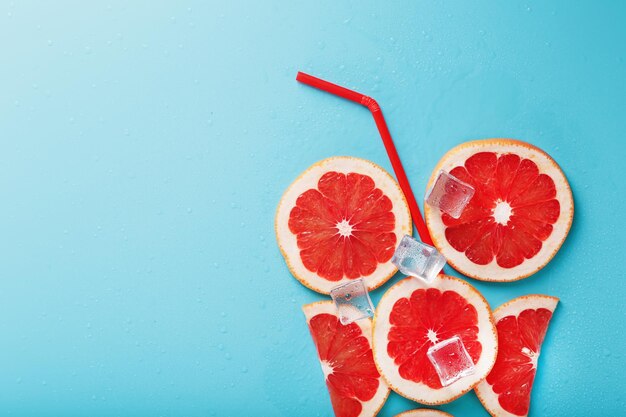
[
  {"left": 424, "top": 139, "right": 574, "bottom": 282},
  {"left": 474, "top": 295, "right": 559, "bottom": 417},
  {"left": 372, "top": 275, "right": 498, "bottom": 405},
  {"left": 277, "top": 156, "right": 412, "bottom": 294},
  {"left": 303, "top": 301, "right": 390, "bottom": 417},
  {"left": 394, "top": 409, "right": 454, "bottom": 417}
]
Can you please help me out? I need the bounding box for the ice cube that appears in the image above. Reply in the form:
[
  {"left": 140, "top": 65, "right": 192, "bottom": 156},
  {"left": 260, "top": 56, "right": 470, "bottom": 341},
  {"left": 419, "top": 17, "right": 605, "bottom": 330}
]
[
  {"left": 391, "top": 235, "right": 446, "bottom": 283},
  {"left": 329, "top": 279, "right": 374, "bottom": 325},
  {"left": 425, "top": 170, "right": 475, "bottom": 219},
  {"left": 427, "top": 336, "right": 476, "bottom": 386}
]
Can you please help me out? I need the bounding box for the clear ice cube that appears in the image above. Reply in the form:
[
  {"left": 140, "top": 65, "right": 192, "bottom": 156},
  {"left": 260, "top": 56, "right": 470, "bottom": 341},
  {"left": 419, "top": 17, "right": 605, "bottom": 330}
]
[
  {"left": 425, "top": 170, "right": 475, "bottom": 219},
  {"left": 391, "top": 235, "right": 446, "bottom": 283},
  {"left": 427, "top": 336, "right": 476, "bottom": 386},
  {"left": 329, "top": 279, "right": 374, "bottom": 325}
]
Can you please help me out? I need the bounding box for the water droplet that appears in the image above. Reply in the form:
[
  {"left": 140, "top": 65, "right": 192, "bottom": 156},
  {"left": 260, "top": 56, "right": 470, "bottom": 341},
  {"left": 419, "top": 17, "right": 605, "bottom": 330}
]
[
  {"left": 345, "top": 293, "right": 351, "bottom": 300},
  {"left": 241, "top": 366, "right": 248, "bottom": 373}
]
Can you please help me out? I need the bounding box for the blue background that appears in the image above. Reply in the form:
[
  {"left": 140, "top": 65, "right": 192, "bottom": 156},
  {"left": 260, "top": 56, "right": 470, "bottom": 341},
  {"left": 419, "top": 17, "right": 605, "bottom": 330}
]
[{"left": 1, "top": 1, "right": 624, "bottom": 416}]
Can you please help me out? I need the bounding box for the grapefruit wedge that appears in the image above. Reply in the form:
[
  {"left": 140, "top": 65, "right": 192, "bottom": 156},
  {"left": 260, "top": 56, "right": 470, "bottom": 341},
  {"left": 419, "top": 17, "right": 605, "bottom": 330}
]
[
  {"left": 303, "top": 301, "right": 389, "bottom": 417},
  {"left": 425, "top": 139, "right": 573, "bottom": 282},
  {"left": 277, "top": 156, "right": 411, "bottom": 294},
  {"left": 395, "top": 410, "right": 454, "bottom": 417},
  {"left": 475, "top": 295, "right": 559, "bottom": 417},
  {"left": 372, "top": 275, "right": 497, "bottom": 404}
]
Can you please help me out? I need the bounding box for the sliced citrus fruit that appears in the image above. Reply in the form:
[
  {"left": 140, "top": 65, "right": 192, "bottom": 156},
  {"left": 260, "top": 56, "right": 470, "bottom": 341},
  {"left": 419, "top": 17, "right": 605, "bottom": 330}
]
[
  {"left": 372, "top": 275, "right": 497, "bottom": 404},
  {"left": 303, "top": 301, "right": 389, "bottom": 417},
  {"left": 424, "top": 139, "right": 573, "bottom": 282},
  {"left": 475, "top": 295, "right": 559, "bottom": 417},
  {"left": 277, "top": 156, "right": 411, "bottom": 294},
  {"left": 395, "top": 409, "right": 454, "bottom": 417}
]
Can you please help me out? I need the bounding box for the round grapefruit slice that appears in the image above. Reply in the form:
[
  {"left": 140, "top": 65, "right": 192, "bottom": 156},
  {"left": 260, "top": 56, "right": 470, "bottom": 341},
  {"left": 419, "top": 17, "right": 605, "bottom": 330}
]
[
  {"left": 424, "top": 139, "right": 573, "bottom": 282},
  {"left": 475, "top": 295, "right": 559, "bottom": 417},
  {"left": 372, "top": 275, "right": 497, "bottom": 404},
  {"left": 395, "top": 409, "right": 454, "bottom": 417},
  {"left": 277, "top": 156, "right": 411, "bottom": 294},
  {"left": 303, "top": 301, "right": 389, "bottom": 417}
]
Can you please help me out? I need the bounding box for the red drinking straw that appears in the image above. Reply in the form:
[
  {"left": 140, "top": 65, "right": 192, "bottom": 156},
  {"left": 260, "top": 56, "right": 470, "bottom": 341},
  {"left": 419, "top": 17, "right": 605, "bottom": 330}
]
[{"left": 296, "top": 71, "right": 433, "bottom": 246}]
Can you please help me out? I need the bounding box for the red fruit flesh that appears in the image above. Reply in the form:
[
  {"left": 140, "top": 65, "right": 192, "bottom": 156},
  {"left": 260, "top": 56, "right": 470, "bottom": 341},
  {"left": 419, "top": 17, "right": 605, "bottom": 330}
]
[
  {"left": 387, "top": 289, "right": 482, "bottom": 389},
  {"left": 443, "top": 152, "right": 560, "bottom": 269},
  {"left": 486, "top": 308, "right": 554, "bottom": 416},
  {"left": 309, "top": 313, "right": 381, "bottom": 417},
  {"left": 289, "top": 172, "right": 397, "bottom": 280}
]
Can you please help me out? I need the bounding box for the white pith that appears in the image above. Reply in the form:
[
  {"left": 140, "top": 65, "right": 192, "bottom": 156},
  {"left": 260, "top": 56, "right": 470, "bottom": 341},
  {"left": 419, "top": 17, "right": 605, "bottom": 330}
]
[
  {"left": 321, "top": 360, "right": 334, "bottom": 380},
  {"left": 521, "top": 347, "right": 539, "bottom": 369},
  {"left": 277, "top": 156, "right": 412, "bottom": 294},
  {"left": 427, "top": 329, "right": 439, "bottom": 344},
  {"left": 424, "top": 139, "right": 574, "bottom": 282},
  {"left": 372, "top": 275, "right": 498, "bottom": 405},
  {"left": 303, "top": 301, "right": 390, "bottom": 417},
  {"left": 492, "top": 200, "right": 513, "bottom": 225},
  {"left": 474, "top": 295, "right": 559, "bottom": 417},
  {"left": 336, "top": 219, "right": 353, "bottom": 237}
]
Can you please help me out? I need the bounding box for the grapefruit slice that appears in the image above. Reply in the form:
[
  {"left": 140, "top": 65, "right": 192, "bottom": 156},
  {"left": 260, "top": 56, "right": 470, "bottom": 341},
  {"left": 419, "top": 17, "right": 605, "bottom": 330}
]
[
  {"left": 395, "top": 409, "right": 454, "bottom": 417},
  {"left": 303, "top": 301, "right": 389, "bottom": 417},
  {"left": 277, "top": 156, "right": 411, "bottom": 294},
  {"left": 372, "top": 275, "right": 497, "bottom": 404},
  {"left": 475, "top": 295, "right": 559, "bottom": 417},
  {"left": 424, "top": 139, "right": 573, "bottom": 282}
]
